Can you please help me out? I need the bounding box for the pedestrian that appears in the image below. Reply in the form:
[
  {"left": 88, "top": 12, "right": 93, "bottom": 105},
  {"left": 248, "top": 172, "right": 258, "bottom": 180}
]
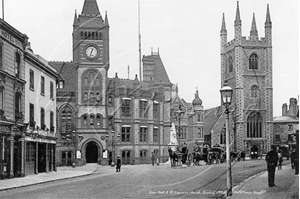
[
  {"left": 151, "top": 152, "right": 155, "bottom": 166},
  {"left": 290, "top": 149, "right": 296, "bottom": 169},
  {"left": 294, "top": 149, "right": 299, "bottom": 175},
  {"left": 278, "top": 151, "right": 283, "bottom": 170},
  {"left": 116, "top": 155, "right": 121, "bottom": 172},
  {"left": 265, "top": 145, "right": 279, "bottom": 187}
]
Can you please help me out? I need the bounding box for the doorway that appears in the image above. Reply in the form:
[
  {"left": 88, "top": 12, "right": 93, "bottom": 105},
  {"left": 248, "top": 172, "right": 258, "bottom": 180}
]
[
  {"left": 250, "top": 145, "right": 259, "bottom": 159},
  {"left": 86, "top": 141, "right": 98, "bottom": 163},
  {"left": 122, "top": 150, "right": 131, "bottom": 165}
]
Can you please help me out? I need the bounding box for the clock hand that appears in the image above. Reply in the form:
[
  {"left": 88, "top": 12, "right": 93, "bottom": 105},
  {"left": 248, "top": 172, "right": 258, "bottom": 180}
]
[{"left": 90, "top": 49, "right": 94, "bottom": 56}]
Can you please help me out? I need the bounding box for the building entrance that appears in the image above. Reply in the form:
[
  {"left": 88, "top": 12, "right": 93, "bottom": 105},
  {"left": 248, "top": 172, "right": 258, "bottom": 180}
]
[
  {"left": 250, "top": 145, "right": 259, "bottom": 159},
  {"left": 122, "top": 150, "right": 131, "bottom": 165},
  {"left": 86, "top": 141, "right": 98, "bottom": 163}
]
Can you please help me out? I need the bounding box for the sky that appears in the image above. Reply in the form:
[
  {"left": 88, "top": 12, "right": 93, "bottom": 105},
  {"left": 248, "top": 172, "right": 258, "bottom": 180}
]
[{"left": 4, "top": 0, "right": 299, "bottom": 117}]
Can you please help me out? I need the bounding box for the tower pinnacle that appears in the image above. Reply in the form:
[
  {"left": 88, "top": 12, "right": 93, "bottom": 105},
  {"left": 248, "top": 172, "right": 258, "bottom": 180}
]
[
  {"left": 221, "top": 13, "right": 227, "bottom": 34},
  {"left": 235, "top": 1, "right": 241, "bottom": 26},
  {"left": 249, "top": 13, "right": 258, "bottom": 40},
  {"left": 265, "top": 4, "right": 272, "bottom": 27}
]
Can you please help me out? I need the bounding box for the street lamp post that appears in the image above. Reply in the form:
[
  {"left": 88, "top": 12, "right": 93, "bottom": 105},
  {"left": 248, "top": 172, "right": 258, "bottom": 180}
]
[
  {"left": 174, "top": 106, "right": 185, "bottom": 166},
  {"left": 220, "top": 85, "right": 233, "bottom": 196},
  {"left": 106, "top": 132, "right": 120, "bottom": 167}
]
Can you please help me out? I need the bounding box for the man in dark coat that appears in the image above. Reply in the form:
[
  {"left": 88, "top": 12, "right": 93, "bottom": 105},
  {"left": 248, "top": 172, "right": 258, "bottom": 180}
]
[
  {"left": 116, "top": 155, "right": 121, "bottom": 172},
  {"left": 265, "top": 145, "right": 279, "bottom": 187},
  {"left": 290, "top": 149, "right": 296, "bottom": 169}
]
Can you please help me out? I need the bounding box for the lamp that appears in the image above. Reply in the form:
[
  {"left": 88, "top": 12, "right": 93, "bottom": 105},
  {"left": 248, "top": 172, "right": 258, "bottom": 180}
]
[{"left": 220, "top": 85, "right": 233, "bottom": 196}]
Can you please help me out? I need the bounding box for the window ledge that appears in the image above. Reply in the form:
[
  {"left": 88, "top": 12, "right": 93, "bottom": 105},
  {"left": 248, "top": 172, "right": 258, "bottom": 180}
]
[
  {"left": 40, "top": 93, "right": 45, "bottom": 96},
  {"left": 29, "top": 87, "right": 34, "bottom": 91}
]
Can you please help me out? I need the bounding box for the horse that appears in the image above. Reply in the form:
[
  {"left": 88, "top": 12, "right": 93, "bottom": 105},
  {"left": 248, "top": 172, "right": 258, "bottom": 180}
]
[{"left": 168, "top": 147, "right": 179, "bottom": 167}]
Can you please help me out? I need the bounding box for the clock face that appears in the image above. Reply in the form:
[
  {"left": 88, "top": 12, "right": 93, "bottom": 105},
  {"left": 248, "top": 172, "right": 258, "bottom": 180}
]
[{"left": 86, "top": 46, "right": 98, "bottom": 58}]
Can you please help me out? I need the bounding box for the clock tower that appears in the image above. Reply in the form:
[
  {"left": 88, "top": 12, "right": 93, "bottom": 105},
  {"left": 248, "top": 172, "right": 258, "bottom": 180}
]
[{"left": 73, "top": 0, "right": 110, "bottom": 165}]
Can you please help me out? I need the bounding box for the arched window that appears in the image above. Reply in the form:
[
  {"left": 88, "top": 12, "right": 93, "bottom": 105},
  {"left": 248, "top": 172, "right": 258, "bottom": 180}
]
[
  {"left": 60, "top": 106, "right": 73, "bottom": 137},
  {"left": 96, "top": 115, "right": 102, "bottom": 127},
  {"left": 250, "top": 85, "right": 259, "bottom": 98},
  {"left": 96, "top": 93, "right": 101, "bottom": 102},
  {"left": 249, "top": 53, "right": 258, "bottom": 69},
  {"left": 90, "top": 92, "right": 94, "bottom": 102},
  {"left": 228, "top": 56, "right": 233, "bottom": 73},
  {"left": 83, "top": 115, "right": 87, "bottom": 126},
  {"left": 90, "top": 115, "right": 94, "bottom": 126},
  {"left": 84, "top": 92, "right": 88, "bottom": 101},
  {"left": 89, "top": 72, "right": 94, "bottom": 85},
  {"left": 95, "top": 77, "right": 100, "bottom": 85},
  {"left": 84, "top": 77, "right": 88, "bottom": 86},
  {"left": 247, "top": 112, "right": 263, "bottom": 138}
]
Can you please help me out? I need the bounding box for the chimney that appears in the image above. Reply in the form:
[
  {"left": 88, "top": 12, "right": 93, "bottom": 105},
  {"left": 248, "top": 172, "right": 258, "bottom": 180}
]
[
  {"left": 288, "top": 98, "right": 296, "bottom": 116},
  {"left": 282, "top": 103, "right": 287, "bottom": 116}
]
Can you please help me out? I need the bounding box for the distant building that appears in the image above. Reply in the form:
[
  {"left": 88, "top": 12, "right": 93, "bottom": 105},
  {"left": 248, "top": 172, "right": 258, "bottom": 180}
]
[
  {"left": 51, "top": 0, "right": 204, "bottom": 166},
  {"left": 24, "top": 45, "right": 58, "bottom": 175},
  {"left": 273, "top": 98, "right": 299, "bottom": 151},
  {"left": 207, "top": 2, "right": 273, "bottom": 157}
]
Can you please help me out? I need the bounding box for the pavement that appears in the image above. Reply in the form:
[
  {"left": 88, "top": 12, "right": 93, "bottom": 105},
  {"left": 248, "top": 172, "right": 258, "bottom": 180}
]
[
  {"left": 0, "top": 163, "right": 298, "bottom": 199},
  {"left": 229, "top": 164, "right": 299, "bottom": 199}
]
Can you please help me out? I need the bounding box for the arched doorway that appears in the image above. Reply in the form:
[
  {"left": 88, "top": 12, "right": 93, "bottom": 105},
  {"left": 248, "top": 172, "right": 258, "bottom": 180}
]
[
  {"left": 86, "top": 141, "right": 99, "bottom": 163},
  {"left": 250, "top": 145, "right": 259, "bottom": 159}
]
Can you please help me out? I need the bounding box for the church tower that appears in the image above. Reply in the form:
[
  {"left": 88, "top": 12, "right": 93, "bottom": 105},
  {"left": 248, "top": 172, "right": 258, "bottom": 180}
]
[
  {"left": 220, "top": 2, "right": 273, "bottom": 155},
  {"left": 73, "top": 0, "right": 110, "bottom": 165}
]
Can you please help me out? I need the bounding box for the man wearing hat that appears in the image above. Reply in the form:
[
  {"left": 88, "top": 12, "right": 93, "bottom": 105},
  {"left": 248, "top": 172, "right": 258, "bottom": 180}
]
[
  {"left": 265, "top": 145, "right": 279, "bottom": 187},
  {"left": 116, "top": 155, "right": 121, "bottom": 172}
]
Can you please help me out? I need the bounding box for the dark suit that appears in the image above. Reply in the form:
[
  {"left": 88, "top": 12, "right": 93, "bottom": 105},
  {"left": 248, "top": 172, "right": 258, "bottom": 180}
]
[
  {"left": 116, "top": 158, "right": 121, "bottom": 172},
  {"left": 265, "top": 149, "right": 278, "bottom": 187}
]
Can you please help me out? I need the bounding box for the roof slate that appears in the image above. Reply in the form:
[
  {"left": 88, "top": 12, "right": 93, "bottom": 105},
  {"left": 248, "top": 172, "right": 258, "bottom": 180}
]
[
  {"left": 49, "top": 61, "right": 77, "bottom": 91},
  {"left": 204, "top": 106, "right": 222, "bottom": 135},
  {"left": 81, "top": 0, "right": 100, "bottom": 16}
]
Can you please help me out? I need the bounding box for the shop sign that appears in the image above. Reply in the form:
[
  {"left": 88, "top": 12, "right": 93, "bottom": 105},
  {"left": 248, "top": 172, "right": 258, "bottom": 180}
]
[{"left": 76, "top": 150, "right": 81, "bottom": 159}]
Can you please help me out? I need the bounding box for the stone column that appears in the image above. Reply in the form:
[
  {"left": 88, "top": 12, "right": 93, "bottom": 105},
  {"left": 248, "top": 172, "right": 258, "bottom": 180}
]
[
  {"left": 20, "top": 136, "right": 25, "bottom": 177},
  {"left": 8, "top": 134, "right": 14, "bottom": 178},
  {"left": 50, "top": 144, "right": 54, "bottom": 172},
  {"left": 35, "top": 142, "right": 38, "bottom": 174},
  {"left": 45, "top": 143, "right": 49, "bottom": 173}
]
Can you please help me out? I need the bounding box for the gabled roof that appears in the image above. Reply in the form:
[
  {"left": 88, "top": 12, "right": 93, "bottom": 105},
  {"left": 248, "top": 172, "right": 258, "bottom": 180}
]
[{"left": 204, "top": 106, "right": 222, "bottom": 135}]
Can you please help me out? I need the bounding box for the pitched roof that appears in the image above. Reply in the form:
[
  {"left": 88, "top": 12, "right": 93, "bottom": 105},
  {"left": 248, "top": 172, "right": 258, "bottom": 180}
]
[
  {"left": 48, "top": 61, "right": 77, "bottom": 91},
  {"left": 81, "top": 0, "right": 101, "bottom": 16},
  {"left": 142, "top": 54, "right": 171, "bottom": 86},
  {"left": 204, "top": 106, "right": 222, "bottom": 135}
]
